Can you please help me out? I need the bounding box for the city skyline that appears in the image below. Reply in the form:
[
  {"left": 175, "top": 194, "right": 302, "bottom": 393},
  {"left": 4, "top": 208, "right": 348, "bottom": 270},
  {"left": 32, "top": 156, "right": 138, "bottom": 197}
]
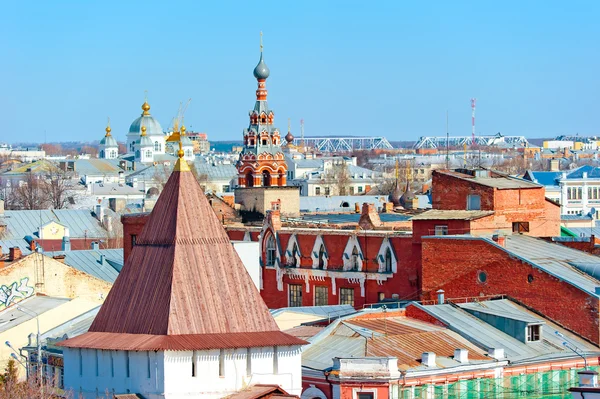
[{"left": 1, "top": 0, "right": 599, "bottom": 144}]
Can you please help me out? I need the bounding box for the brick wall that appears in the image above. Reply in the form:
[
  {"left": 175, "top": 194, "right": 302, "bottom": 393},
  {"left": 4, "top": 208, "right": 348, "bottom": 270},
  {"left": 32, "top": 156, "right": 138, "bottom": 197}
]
[
  {"left": 235, "top": 186, "right": 300, "bottom": 217},
  {"left": 432, "top": 171, "right": 495, "bottom": 210},
  {"left": 420, "top": 237, "right": 600, "bottom": 344},
  {"left": 122, "top": 213, "right": 150, "bottom": 262}
]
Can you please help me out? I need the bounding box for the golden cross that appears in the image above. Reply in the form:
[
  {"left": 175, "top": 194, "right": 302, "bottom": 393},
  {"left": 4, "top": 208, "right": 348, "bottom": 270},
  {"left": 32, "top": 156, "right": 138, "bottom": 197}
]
[{"left": 260, "top": 31, "right": 263, "bottom": 52}]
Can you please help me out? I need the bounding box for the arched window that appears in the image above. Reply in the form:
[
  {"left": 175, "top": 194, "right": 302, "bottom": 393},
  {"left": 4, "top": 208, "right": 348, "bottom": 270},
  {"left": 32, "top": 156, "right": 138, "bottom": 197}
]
[
  {"left": 154, "top": 141, "right": 161, "bottom": 151},
  {"left": 384, "top": 248, "right": 392, "bottom": 273},
  {"left": 262, "top": 171, "right": 271, "bottom": 187},
  {"left": 246, "top": 173, "right": 254, "bottom": 187},
  {"left": 99, "top": 150, "right": 104, "bottom": 158},
  {"left": 111, "top": 150, "right": 117, "bottom": 158},
  {"left": 318, "top": 244, "right": 325, "bottom": 269},
  {"left": 291, "top": 243, "right": 299, "bottom": 267},
  {"left": 261, "top": 116, "right": 266, "bottom": 123},
  {"left": 130, "top": 143, "right": 135, "bottom": 152},
  {"left": 266, "top": 235, "right": 276, "bottom": 266},
  {"left": 351, "top": 246, "right": 359, "bottom": 271}
]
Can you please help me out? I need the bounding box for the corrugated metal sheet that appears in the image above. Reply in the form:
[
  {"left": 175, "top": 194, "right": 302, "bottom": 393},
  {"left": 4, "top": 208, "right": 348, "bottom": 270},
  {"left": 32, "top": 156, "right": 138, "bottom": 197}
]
[
  {"left": 367, "top": 330, "right": 489, "bottom": 370},
  {"left": 226, "top": 385, "right": 290, "bottom": 399},
  {"left": 299, "top": 195, "right": 388, "bottom": 213},
  {"left": 0, "top": 239, "right": 32, "bottom": 255},
  {"left": 283, "top": 326, "right": 324, "bottom": 340},
  {"left": 345, "top": 319, "right": 429, "bottom": 335},
  {"left": 0, "top": 296, "right": 70, "bottom": 333},
  {"left": 58, "top": 331, "right": 305, "bottom": 351},
  {"left": 41, "top": 306, "right": 100, "bottom": 340},
  {"left": 270, "top": 304, "right": 356, "bottom": 319}
]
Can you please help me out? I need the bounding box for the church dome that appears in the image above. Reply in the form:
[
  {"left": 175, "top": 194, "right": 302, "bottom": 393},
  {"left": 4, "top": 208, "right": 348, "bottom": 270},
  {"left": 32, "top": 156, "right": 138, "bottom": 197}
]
[
  {"left": 285, "top": 131, "right": 294, "bottom": 144},
  {"left": 139, "top": 126, "right": 153, "bottom": 148},
  {"left": 100, "top": 126, "right": 118, "bottom": 147},
  {"left": 129, "top": 102, "right": 164, "bottom": 137},
  {"left": 388, "top": 181, "right": 402, "bottom": 206},
  {"left": 253, "top": 53, "right": 270, "bottom": 80}
]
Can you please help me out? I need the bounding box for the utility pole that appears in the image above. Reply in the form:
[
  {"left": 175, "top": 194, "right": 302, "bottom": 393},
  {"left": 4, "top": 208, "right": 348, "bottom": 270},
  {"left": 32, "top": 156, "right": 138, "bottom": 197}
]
[
  {"left": 446, "top": 111, "right": 450, "bottom": 169},
  {"left": 17, "top": 306, "right": 43, "bottom": 393}
]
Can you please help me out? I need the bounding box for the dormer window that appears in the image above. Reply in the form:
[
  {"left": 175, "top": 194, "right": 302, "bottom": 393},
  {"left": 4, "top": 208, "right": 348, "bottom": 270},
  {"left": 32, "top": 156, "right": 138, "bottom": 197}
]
[
  {"left": 291, "top": 243, "right": 299, "bottom": 267},
  {"left": 351, "top": 246, "right": 359, "bottom": 271},
  {"left": 527, "top": 325, "right": 541, "bottom": 342},
  {"left": 262, "top": 139, "right": 267, "bottom": 146},
  {"left": 261, "top": 116, "right": 266, "bottom": 124}
]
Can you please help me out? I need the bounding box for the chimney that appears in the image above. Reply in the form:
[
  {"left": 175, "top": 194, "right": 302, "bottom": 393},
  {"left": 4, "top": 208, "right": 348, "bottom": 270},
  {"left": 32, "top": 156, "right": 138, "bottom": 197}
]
[
  {"left": 30, "top": 241, "right": 36, "bottom": 252},
  {"left": 354, "top": 203, "right": 360, "bottom": 213},
  {"left": 359, "top": 203, "right": 383, "bottom": 230},
  {"left": 91, "top": 241, "right": 100, "bottom": 250},
  {"left": 62, "top": 234, "right": 71, "bottom": 251},
  {"left": 95, "top": 204, "right": 103, "bottom": 221},
  {"left": 421, "top": 352, "right": 436, "bottom": 367},
  {"left": 549, "top": 159, "right": 559, "bottom": 172},
  {"left": 454, "top": 349, "right": 469, "bottom": 363},
  {"left": 488, "top": 348, "right": 505, "bottom": 360},
  {"left": 267, "top": 210, "right": 282, "bottom": 232},
  {"left": 436, "top": 289, "right": 445, "bottom": 304},
  {"left": 8, "top": 247, "right": 22, "bottom": 261},
  {"left": 52, "top": 254, "right": 66, "bottom": 264},
  {"left": 99, "top": 254, "right": 106, "bottom": 265}
]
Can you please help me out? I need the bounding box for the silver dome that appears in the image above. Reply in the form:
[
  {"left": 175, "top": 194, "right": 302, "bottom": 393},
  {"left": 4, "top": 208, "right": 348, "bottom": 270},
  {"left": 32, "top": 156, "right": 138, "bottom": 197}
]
[
  {"left": 129, "top": 115, "right": 164, "bottom": 137},
  {"left": 253, "top": 53, "right": 270, "bottom": 80}
]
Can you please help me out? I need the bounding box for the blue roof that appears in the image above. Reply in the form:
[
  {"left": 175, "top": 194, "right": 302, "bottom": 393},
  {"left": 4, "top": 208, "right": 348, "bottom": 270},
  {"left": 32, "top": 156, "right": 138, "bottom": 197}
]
[
  {"left": 1, "top": 210, "right": 107, "bottom": 240},
  {"left": 300, "top": 195, "right": 388, "bottom": 213},
  {"left": 525, "top": 170, "right": 561, "bottom": 186},
  {"left": 567, "top": 165, "right": 600, "bottom": 179},
  {"left": 59, "top": 249, "right": 123, "bottom": 283}
]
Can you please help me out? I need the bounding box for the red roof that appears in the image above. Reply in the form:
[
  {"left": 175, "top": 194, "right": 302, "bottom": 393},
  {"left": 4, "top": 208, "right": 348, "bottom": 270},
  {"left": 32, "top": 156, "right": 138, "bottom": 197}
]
[{"left": 59, "top": 158, "right": 306, "bottom": 350}]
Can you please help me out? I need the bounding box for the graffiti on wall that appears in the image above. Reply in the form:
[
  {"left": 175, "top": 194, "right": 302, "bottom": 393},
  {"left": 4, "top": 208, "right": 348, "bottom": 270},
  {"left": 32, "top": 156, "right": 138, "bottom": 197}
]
[{"left": 0, "top": 277, "right": 35, "bottom": 307}]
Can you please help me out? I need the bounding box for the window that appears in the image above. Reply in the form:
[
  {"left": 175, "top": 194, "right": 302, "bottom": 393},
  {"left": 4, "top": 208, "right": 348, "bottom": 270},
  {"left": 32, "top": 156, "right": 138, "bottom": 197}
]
[
  {"left": 467, "top": 194, "right": 481, "bottom": 210},
  {"left": 378, "top": 292, "right": 385, "bottom": 302},
  {"left": 246, "top": 348, "right": 252, "bottom": 377},
  {"left": 154, "top": 141, "right": 160, "bottom": 151},
  {"left": 314, "top": 286, "right": 328, "bottom": 306},
  {"left": 219, "top": 349, "right": 225, "bottom": 377},
  {"left": 95, "top": 350, "right": 99, "bottom": 376},
  {"left": 578, "top": 187, "right": 583, "bottom": 200},
  {"left": 384, "top": 248, "right": 392, "bottom": 273},
  {"left": 358, "top": 186, "right": 363, "bottom": 193},
  {"left": 273, "top": 346, "right": 279, "bottom": 374},
  {"left": 110, "top": 351, "right": 114, "bottom": 377},
  {"left": 325, "top": 187, "right": 330, "bottom": 196},
  {"left": 357, "top": 394, "right": 374, "bottom": 399},
  {"left": 126, "top": 351, "right": 130, "bottom": 378},
  {"left": 191, "top": 351, "right": 197, "bottom": 377},
  {"left": 434, "top": 225, "right": 448, "bottom": 236},
  {"left": 289, "top": 284, "right": 303, "bottom": 307},
  {"left": 145, "top": 150, "right": 152, "bottom": 158},
  {"left": 266, "top": 235, "right": 276, "bottom": 266},
  {"left": 315, "top": 187, "right": 321, "bottom": 195},
  {"left": 318, "top": 244, "right": 326, "bottom": 269},
  {"left": 527, "top": 325, "right": 541, "bottom": 342},
  {"left": 589, "top": 187, "right": 592, "bottom": 199},
  {"left": 478, "top": 271, "right": 487, "bottom": 284},
  {"left": 340, "top": 288, "right": 354, "bottom": 306},
  {"left": 291, "top": 243, "right": 299, "bottom": 267},
  {"left": 262, "top": 139, "right": 267, "bottom": 145},
  {"left": 512, "top": 222, "right": 530, "bottom": 233},
  {"left": 79, "top": 349, "right": 83, "bottom": 376},
  {"left": 351, "top": 246, "right": 360, "bottom": 271},
  {"left": 350, "top": 186, "right": 355, "bottom": 195},
  {"left": 147, "top": 351, "right": 151, "bottom": 378},
  {"left": 568, "top": 188, "right": 572, "bottom": 200},
  {"left": 131, "top": 234, "right": 137, "bottom": 249}
]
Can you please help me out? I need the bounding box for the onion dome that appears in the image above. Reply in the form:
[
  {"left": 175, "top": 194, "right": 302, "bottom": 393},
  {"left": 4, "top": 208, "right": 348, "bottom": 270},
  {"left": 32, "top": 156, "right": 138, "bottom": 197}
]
[
  {"left": 129, "top": 101, "right": 164, "bottom": 137},
  {"left": 399, "top": 180, "right": 416, "bottom": 209},
  {"left": 388, "top": 180, "right": 402, "bottom": 206},
  {"left": 285, "top": 131, "right": 294, "bottom": 144},
  {"left": 253, "top": 52, "right": 270, "bottom": 80},
  {"left": 139, "top": 126, "right": 153, "bottom": 148},
  {"left": 100, "top": 125, "right": 118, "bottom": 147}
]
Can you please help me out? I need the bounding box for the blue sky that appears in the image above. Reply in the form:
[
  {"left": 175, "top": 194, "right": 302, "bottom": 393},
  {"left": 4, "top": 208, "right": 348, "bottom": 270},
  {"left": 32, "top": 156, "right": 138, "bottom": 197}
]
[{"left": 1, "top": 0, "right": 598, "bottom": 143}]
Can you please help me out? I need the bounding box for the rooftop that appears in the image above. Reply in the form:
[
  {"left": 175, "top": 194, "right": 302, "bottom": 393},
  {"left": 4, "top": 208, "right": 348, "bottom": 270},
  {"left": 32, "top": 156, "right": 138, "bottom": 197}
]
[
  {"left": 411, "top": 210, "right": 494, "bottom": 221},
  {"left": 440, "top": 170, "right": 541, "bottom": 189},
  {"left": 1, "top": 209, "right": 107, "bottom": 239},
  {"left": 0, "top": 295, "right": 71, "bottom": 333}
]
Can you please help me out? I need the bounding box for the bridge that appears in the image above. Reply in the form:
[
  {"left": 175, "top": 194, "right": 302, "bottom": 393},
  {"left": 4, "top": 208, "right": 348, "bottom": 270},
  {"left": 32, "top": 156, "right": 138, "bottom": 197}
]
[
  {"left": 413, "top": 133, "right": 530, "bottom": 149},
  {"left": 292, "top": 136, "right": 393, "bottom": 152}
]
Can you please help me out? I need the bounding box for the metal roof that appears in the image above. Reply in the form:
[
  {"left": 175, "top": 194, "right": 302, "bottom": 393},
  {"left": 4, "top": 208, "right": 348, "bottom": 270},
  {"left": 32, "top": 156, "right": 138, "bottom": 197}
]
[
  {"left": 90, "top": 183, "right": 144, "bottom": 196},
  {"left": 74, "top": 159, "right": 122, "bottom": 175},
  {"left": 1, "top": 209, "right": 107, "bottom": 239},
  {"left": 523, "top": 170, "right": 562, "bottom": 187},
  {"left": 410, "top": 210, "right": 494, "bottom": 221},
  {"left": 298, "top": 213, "right": 411, "bottom": 224},
  {"left": 41, "top": 306, "right": 101, "bottom": 339},
  {"left": 416, "top": 299, "right": 600, "bottom": 363},
  {"left": 502, "top": 235, "right": 600, "bottom": 296},
  {"left": 299, "top": 195, "right": 388, "bottom": 213},
  {"left": 60, "top": 249, "right": 123, "bottom": 283},
  {"left": 0, "top": 239, "right": 32, "bottom": 255},
  {"left": 270, "top": 304, "right": 356, "bottom": 319},
  {"left": 568, "top": 165, "right": 600, "bottom": 179},
  {"left": 192, "top": 160, "right": 238, "bottom": 181},
  {"left": 0, "top": 295, "right": 71, "bottom": 333}
]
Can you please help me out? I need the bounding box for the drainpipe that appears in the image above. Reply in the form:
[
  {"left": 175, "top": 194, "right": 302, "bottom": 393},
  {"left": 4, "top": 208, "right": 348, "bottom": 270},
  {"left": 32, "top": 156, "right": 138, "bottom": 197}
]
[{"left": 325, "top": 370, "right": 334, "bottom": 399}]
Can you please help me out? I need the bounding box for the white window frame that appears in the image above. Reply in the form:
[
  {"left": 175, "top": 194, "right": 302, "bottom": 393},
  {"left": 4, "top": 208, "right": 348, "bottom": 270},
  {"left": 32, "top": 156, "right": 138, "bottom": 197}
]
[
  {"left": 377, "top": 237, "right": 397, "bottom": 273},
  {"left": 343, "top": 235, "right": 364, "bottom": 271},
  {"left": 311, "top": 235, "right": 329, "bottom": 269}
]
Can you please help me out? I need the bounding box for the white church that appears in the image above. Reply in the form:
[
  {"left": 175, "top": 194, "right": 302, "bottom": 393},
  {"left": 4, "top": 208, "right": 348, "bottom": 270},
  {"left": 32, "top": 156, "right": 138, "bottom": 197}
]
[{"left": 98, "top": 100, "right": 195, "bottom": 164}]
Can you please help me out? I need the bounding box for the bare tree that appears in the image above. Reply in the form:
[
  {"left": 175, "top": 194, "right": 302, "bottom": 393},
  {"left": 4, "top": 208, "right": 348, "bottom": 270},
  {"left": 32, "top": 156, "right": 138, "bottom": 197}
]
[
  {"left": 43, "top": 170, "right": 70, "bottom": 209},
  {"left": 322, "top": 162, "right": 351, "bottom": 195},
  {"left": 11, "top": 172, "right": 48, "bottom": 210}
]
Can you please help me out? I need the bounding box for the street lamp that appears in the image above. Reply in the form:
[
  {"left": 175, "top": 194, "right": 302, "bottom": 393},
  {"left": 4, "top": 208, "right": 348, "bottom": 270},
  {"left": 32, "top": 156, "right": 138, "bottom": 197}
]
[
  {"left": 4, "top": 341, "right": 28, "bottom": 375},
  {"left": 555, "top": 330, "right": 588, "bottom": 369},
  {"left": 16, "top": 306, "right": 43, "bottom": 389}
]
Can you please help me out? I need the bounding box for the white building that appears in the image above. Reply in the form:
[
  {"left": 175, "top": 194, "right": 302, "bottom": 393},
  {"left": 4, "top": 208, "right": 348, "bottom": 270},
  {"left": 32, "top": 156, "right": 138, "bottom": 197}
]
[
  {"left": 98, "top": 125, "right": 119, "bottom": 160},
  {"left": 59, "top": 150, "right": 305, "bottom": 398}
]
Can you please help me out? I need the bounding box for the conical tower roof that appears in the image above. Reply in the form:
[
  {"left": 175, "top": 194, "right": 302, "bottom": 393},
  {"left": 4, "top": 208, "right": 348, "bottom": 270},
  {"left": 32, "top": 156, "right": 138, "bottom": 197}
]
[{"left": 60, "top": 149, "right": 304, "bottom": 351}]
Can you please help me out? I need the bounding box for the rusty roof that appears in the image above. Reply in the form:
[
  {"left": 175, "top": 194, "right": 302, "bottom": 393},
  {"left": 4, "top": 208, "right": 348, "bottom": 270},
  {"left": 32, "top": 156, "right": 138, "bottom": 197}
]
[
  {"left": 226, "top": 384, "right": 296, "bottom": 399},
  {"left": 410, "top": 210, "right": 494, "bottom": 221},
  {"left": 58, "top": 331, "right": 304, "bottom": 351},
  {"left": 60, "top": 161, "right": 305, "bottom": 350}
]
